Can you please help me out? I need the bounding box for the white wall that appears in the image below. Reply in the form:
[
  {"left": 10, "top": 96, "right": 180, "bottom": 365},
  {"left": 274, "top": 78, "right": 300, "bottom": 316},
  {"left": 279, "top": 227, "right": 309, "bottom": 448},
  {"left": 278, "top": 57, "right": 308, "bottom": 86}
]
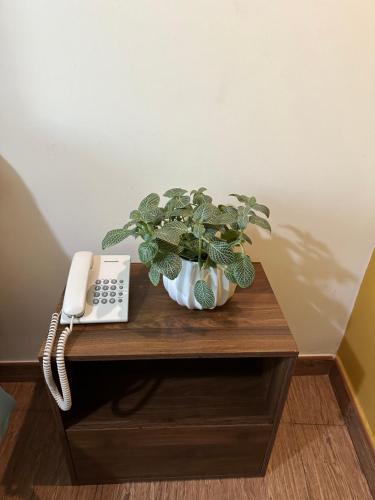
[{"left": 1, "top": 1, "right": 374, "bottom": 359}]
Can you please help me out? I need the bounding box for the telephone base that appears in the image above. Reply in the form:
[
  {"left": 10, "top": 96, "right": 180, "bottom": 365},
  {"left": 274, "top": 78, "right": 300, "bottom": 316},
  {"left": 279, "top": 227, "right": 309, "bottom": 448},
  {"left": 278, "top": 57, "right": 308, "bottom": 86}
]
[{"left": 60, "top": 254, "right": 130, "bottom": 325}]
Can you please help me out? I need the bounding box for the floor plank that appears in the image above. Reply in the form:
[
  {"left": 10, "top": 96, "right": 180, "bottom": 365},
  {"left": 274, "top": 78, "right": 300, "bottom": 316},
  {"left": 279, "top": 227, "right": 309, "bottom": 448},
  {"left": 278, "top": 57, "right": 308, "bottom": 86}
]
[
  {"left": 264, "top": 423, "right": 309, "bottom": 500},
  {"left": 0, "top": 376, "right": 372, "bottom": 500},
  {"left": 286, "top": 375, "right": 344, "bottom": 425},
  {"left": 294, "top": 424, "right": 372, "bottom": 500}
]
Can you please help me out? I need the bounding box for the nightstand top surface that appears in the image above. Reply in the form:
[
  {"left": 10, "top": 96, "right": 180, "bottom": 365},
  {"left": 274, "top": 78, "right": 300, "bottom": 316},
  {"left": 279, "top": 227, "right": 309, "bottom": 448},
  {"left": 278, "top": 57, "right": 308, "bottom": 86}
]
[{"left": 39, "top": 262, "right": 298, "bottom": 361}]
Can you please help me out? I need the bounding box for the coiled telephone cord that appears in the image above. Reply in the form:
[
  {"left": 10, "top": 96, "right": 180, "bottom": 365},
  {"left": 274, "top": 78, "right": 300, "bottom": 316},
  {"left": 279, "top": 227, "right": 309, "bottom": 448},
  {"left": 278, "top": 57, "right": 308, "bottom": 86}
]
[{"left": 42, "top": 312, "right": 73, "bottom": 411}]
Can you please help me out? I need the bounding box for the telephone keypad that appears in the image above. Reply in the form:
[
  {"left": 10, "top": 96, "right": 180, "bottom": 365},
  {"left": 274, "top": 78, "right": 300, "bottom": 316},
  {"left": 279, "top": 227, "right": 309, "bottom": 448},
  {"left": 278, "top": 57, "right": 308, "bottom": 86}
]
[{"left": 91, "top": 278, "right": 127, "bottom": 306}]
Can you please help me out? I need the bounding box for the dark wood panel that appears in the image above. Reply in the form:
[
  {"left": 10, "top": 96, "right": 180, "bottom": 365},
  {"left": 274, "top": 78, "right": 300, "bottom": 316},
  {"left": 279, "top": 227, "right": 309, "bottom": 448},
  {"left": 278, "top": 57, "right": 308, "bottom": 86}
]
[
  {"left": 62, "top": 358, "right": 279, "bottom": 430},
  {"left": 67, "top": 424, "right": 273, "bottom": 483},
  {"left": 330, "top": 361, "right": 375, "bottom": 498},
  {"left": 294, "top": 355, "right": 334, "bottom": 375},
  {"left": 1, "top": 377, "right": 373, "bottom": 499},
  {"left": 0, "top": 361, "right": 41, "bottom": 381},
  {"left": 38, "top": 263, "right": 298, "bottom": 361}
]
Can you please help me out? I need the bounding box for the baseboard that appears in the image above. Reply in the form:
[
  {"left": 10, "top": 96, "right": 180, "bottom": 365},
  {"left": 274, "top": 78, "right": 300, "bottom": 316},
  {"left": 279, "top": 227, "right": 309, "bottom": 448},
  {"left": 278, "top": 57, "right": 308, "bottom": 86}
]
[
  {"left": 294, "top": 355, "right": 335, "bottom": 375},
  {"left": 0, "top": 361, "right": 41, "bottom": 382},
  {"left": 329, "top": 358, "right": 375, "bottom": 498}
]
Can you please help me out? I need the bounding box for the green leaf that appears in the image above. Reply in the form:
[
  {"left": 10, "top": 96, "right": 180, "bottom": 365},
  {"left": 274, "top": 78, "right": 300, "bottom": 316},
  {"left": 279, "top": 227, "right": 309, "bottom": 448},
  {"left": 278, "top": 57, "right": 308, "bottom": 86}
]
[
  {"left": 252, "top": 203, "right": 270, "bottom": 218},
  {"left": 232, "top": 254, "right": 255, "bottom": 288},
  {"left": 192, "top": 191, "right": 212, "bottom": 205},
  {"left": 237, "top": 206, "right": 254, "bottom": 230},
  {"left": 192, "top": 203, "right": 218, "bottom": 223},
  {"left": 207, "top": 240, "right": 235, "bottom": 265},
  {"left": 191, "top": 187, "right": 207, "bottom": 194},
  {"left": 130, "top": 209, "right": 142, "bottom": 221},
  {"left": 102, "top": 228, "right": 133, "bottom": 250},
  {"left": 249, "top": 214, "right": 271, "bottom": 232},
  {"left": 220, "top": 229, "right": 239, "bottom": 243},
  {"left": 138, "top": 241, "right": 158, "bottom": 263},
  {"left": 148, "top": 263, "right": 160, "bottom": 286},
  {"left": 164, "top": 188, "right": 188, "bottom": 198},
  {"left": 165, "top": 195, "right": 191, "bottom": 214},
  {"left": 193, "top": 223, "right": 205, "bottom": 238},
  {"left": 156, "top": 238, "right": 181, "bottom": 254},
  {"left": 138, "top": 193, "right": 160, "bottom": 222},
  {"left": 242, "top": 233, "right": 253, "bottom": 244},
  {"left": 224, "top": 263, "right": 238, "bottom": 284},
  {"left": 139, "top": 192, "right": 160, "bottom": 210},
  {"left": 217, "top": 205, "right": 238, "bottom": 224},
  {"left": 169, "top": 206, "right": 193, "bottom": 218},
  {"left": 155, "top": 253, "right": 182, "bottom": 280},
  {"left": 194, "top": 280, "right": 215, "bottom": 309},
  {"left": 229, "top": 194, "right": 257, "bottom": 207},
  {"left": 155, "top": 220, "right": 188, "bottom": 245}
]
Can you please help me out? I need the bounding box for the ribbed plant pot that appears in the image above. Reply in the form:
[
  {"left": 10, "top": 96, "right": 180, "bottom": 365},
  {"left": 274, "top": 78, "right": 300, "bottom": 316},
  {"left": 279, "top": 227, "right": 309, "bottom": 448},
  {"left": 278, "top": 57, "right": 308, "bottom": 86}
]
[{"left": 163, "top": 258, "right": 237, "bottom": 310}]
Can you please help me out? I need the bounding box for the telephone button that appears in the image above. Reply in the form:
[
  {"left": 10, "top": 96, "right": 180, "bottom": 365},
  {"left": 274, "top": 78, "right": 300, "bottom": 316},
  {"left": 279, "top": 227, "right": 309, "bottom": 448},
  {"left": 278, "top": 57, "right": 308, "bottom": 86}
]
[
  {"left": 118, "top": 299, "right": 123, "bottom": 303},
  {"left": 94, "top": 292, "right": 100, "bottom": 297},
  {"left": 101, "top": 299, "right": 108, "bottom": 304},
  {"left": 111, "top": 279, "right": 117, "bottom": 284},
  {"left": 119, "top": 285, "right": 123, "bottom": 289},
  {"left": 103, "top": 279, "right": 109, "bottom": 284},
  {"left": 102, "top": 292, "right": 108, "bottom": 297},
  {"left": 118, "top": 292, "right": 123, "bottom": 296},
  {"left": 95, "top": 280, "right": 101, "bottom": 284},
  {"left": 119, "top": 280, "right": 124, "bottom": 283},
  {"left": 110, "top": 292, "right": 116, "bottom": 297},
  {"left": 95, "top": 286, "right": 101, "bottom": 291},
  {"left": 103, "top": 285, "right": 109, "bottom": 290},
  {"left": 109, "top": 298, "right": 115, "bottom": 304},
  {"left": 93, "top": 299, "right": 99, "bottom": 305},
  {"left": 110, "top": 285, "right": 116, "bottom": 290}
]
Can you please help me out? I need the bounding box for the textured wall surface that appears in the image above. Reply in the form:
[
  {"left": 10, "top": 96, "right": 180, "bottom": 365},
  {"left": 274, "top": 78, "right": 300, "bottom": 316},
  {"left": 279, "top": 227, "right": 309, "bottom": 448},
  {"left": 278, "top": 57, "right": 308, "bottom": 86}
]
[{"left": 1, "top": 1, "right": 375, "bottom": 359}]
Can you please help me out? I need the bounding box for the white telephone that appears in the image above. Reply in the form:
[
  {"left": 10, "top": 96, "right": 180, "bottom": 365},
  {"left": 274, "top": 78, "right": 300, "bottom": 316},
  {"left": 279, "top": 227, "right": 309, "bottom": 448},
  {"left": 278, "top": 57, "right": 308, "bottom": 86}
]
[{"left": 43, "top": 251, "right": 131, "bottom": 411}]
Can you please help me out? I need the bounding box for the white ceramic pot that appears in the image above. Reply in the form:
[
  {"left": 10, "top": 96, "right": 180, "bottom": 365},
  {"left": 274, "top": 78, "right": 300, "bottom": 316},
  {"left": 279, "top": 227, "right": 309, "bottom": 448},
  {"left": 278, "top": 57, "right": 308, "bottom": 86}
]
[{"left": 163, "top": 258, "right": 237, "bottom": 309}]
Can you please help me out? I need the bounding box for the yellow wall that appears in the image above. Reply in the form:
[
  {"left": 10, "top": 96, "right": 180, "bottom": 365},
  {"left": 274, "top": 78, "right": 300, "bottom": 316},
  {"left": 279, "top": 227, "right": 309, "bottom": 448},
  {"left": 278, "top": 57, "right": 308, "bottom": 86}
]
[{"left": 338, "top": 249, "right": 375, "bottom": 445}]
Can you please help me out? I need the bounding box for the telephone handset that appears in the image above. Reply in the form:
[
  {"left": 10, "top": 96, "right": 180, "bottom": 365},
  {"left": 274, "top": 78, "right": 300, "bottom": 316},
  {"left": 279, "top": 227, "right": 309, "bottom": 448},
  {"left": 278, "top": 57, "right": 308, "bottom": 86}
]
[{"left": 43, "top": 251, "right": 130, "bottom": 411}]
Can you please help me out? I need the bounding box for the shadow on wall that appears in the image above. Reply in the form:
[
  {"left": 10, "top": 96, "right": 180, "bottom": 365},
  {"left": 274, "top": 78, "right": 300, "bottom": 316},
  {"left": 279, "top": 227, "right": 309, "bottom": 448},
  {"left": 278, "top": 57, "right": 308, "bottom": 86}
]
[
  {"left": 0, "top": 156, "right": 69, "bottom": 360},
  {"left": 252, "top": 224, "right": 356, "bottom": 353}
]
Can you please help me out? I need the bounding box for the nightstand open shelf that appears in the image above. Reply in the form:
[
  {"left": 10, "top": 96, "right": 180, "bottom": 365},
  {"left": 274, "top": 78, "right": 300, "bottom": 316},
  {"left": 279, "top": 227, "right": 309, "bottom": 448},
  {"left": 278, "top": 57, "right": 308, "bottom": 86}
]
[{"left": 39, "top": 263, "right": 298, "bottom": 484}]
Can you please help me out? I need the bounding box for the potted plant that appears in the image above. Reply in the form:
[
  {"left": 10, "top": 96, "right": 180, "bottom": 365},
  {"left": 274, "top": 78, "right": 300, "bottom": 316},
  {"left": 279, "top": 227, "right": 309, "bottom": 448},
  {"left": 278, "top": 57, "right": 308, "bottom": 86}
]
[{"left": 102, "top": 188, "right": 270, "bottom": 309}]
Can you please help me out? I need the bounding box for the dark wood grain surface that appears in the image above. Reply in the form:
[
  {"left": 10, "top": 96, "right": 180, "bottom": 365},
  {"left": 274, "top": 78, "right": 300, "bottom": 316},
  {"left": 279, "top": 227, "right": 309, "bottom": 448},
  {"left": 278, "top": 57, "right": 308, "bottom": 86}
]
[
  {"left": 1, "top": 376, "right": 372, "bottom": 499},
  {"left": 38, "top": 262, "right": 298, "bottom": 361}
]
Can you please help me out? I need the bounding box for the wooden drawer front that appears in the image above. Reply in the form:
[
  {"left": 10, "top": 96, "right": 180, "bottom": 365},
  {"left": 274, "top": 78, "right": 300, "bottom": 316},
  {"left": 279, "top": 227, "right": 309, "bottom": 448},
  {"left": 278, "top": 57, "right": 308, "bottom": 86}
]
[{"left": 68, "top": 424, "right": 272, "bottom": 483}]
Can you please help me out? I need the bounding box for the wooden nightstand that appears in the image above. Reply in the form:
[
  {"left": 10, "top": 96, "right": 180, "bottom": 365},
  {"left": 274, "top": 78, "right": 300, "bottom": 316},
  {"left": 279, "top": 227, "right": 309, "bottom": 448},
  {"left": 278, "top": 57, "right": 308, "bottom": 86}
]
[{"left": 39, "top": 262, "right": 298, "bottom": 484}]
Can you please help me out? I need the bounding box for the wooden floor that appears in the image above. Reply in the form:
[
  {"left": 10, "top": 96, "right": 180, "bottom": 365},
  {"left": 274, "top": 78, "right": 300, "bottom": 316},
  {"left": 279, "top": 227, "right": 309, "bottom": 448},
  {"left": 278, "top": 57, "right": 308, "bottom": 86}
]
[{"left": 0, "top": 375, "right": 372, "bottom": 500}]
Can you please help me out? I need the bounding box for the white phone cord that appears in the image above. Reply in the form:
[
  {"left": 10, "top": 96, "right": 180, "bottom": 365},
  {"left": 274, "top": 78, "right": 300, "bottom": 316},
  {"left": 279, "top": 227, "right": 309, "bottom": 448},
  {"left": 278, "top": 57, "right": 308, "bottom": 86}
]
[{"left": 42, "top": 312, "right": 74, "bottom": 411}]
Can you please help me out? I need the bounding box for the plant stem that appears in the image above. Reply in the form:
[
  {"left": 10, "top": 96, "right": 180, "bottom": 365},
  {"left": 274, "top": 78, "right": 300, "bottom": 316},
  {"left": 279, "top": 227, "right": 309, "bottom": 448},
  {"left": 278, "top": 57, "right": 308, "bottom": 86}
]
[{"left": 198, "top": 238, "right": 202, "bottom": 269}]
